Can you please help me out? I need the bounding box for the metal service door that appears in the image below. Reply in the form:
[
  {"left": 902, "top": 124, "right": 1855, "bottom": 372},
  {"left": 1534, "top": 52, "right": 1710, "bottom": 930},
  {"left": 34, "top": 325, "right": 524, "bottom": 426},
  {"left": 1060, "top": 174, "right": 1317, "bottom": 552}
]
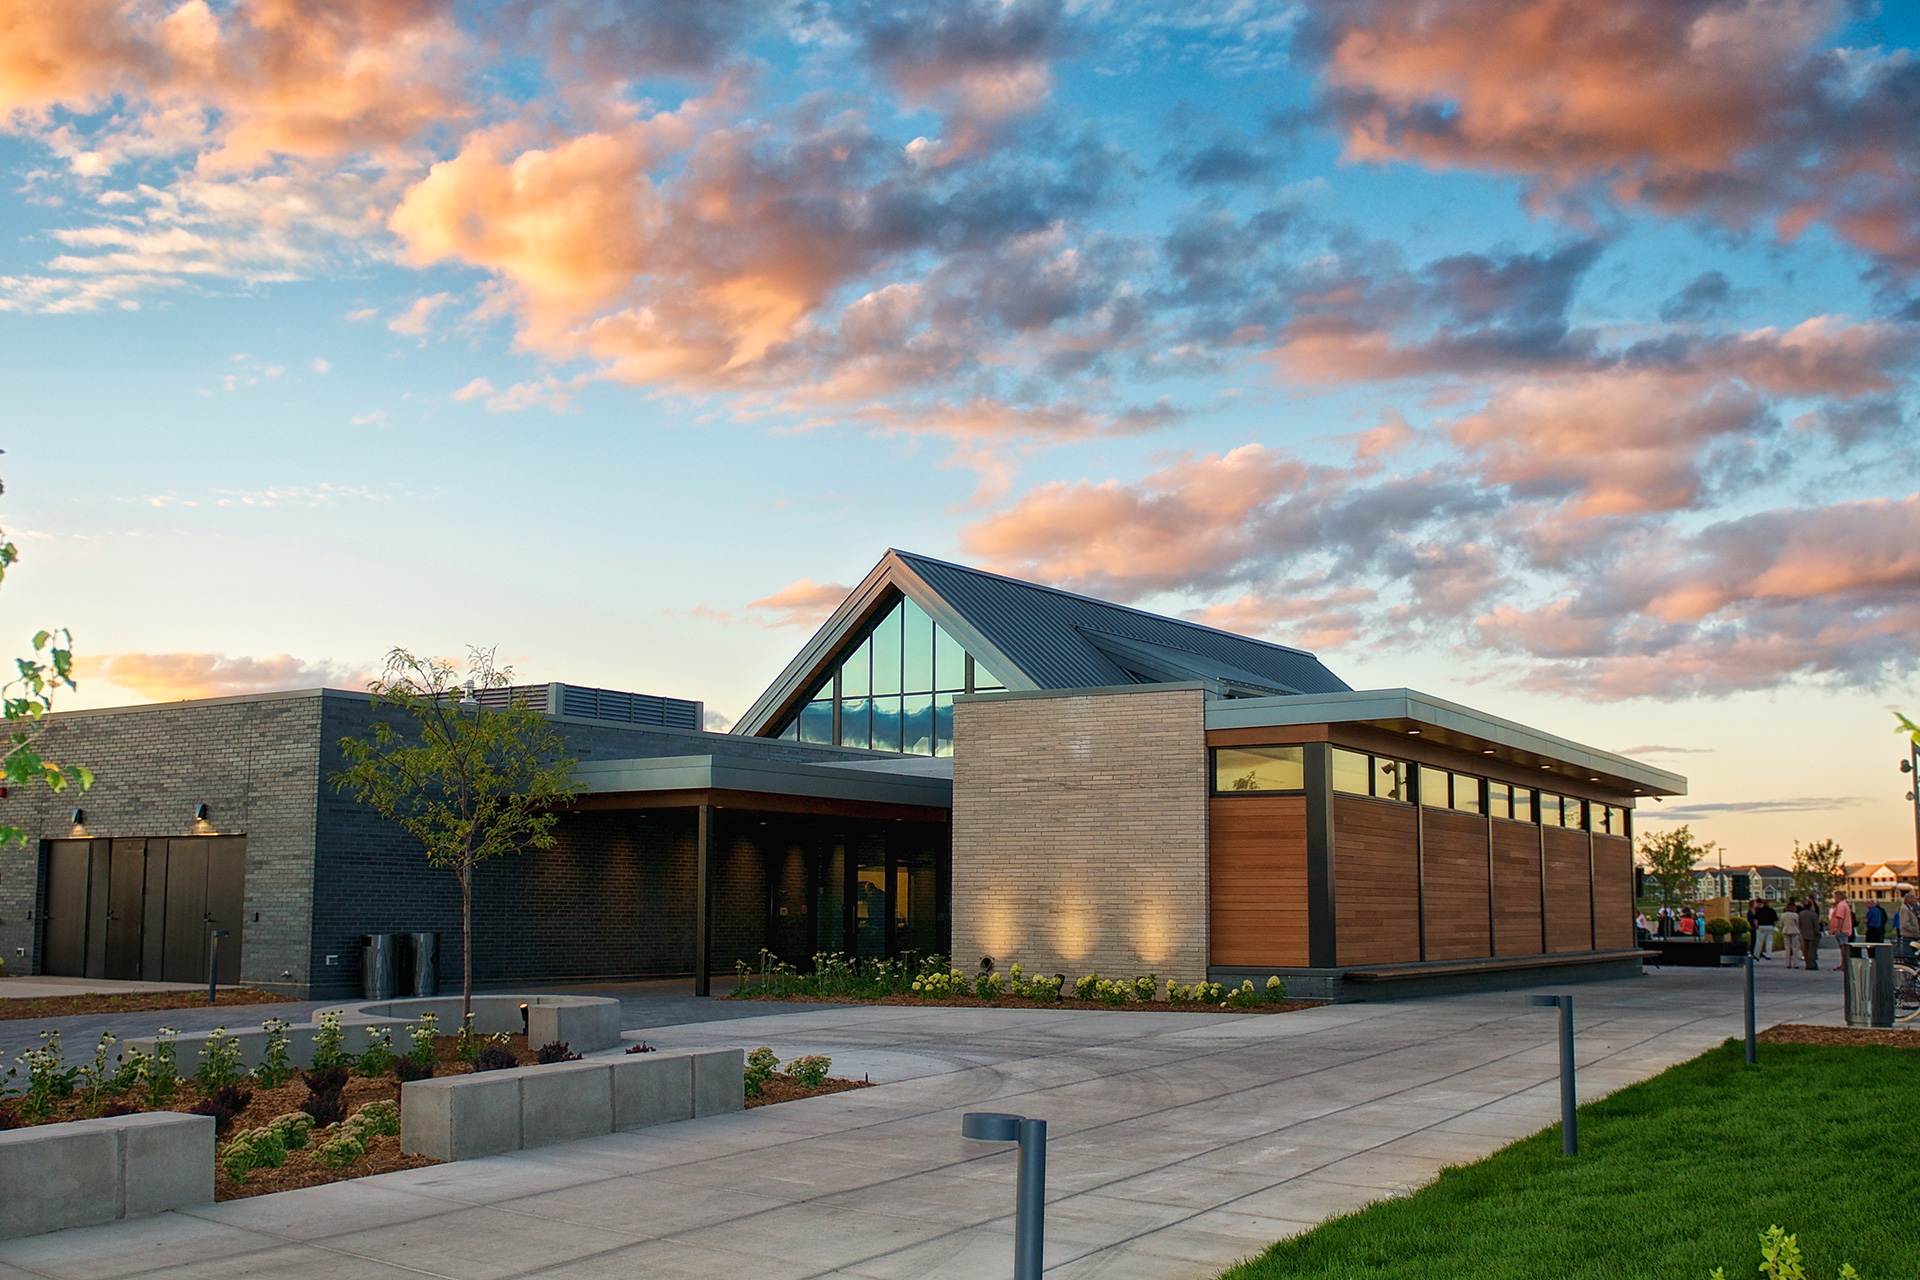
[
  {"left": 41, "top": 840, "right": 93, "bottom": 976},
  {"left": 104, "top": 838, "right": 147, "bottom": 980}
]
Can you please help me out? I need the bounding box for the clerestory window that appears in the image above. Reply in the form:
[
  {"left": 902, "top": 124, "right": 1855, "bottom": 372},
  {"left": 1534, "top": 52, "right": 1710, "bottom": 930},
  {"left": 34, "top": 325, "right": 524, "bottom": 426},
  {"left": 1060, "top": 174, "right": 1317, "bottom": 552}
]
[{"left": 773, "top": 594, "right": 1006, "bottom": 755}]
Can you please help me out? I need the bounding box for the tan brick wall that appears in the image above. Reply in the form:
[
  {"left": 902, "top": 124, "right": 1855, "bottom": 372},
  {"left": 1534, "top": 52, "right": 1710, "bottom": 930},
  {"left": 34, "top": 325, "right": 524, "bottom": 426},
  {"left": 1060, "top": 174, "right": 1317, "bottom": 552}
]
[{"left": 952, "top": 686, "right": 1208, "bottom": 985}]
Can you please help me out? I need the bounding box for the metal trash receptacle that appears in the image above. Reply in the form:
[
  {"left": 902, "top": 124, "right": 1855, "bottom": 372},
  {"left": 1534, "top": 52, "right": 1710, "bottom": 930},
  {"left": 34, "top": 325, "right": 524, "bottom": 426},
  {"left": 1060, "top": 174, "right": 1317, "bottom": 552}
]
[
  {"left": 362, "top": 933, "right": 399, "bottom": 1000},
  {"left": 1843, "top": 941, "right": 1892, "bottom": 1027},
  {"left": 407, "top": 932, "right": 440, "bottom": 997}
]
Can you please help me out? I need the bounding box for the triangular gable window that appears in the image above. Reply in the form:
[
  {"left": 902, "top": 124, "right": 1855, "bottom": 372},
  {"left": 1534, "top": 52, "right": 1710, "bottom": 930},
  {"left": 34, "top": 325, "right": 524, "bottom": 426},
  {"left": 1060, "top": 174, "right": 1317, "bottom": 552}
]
[{"left": 773, "top": 594, "right": 1006, "bottom": 755}]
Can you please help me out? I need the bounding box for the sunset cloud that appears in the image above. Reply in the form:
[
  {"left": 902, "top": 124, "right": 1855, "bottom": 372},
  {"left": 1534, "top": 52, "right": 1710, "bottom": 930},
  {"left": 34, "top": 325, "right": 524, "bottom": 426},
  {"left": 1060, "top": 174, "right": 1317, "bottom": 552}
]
[
  {"left": 745, "top": 579, "right": 854, "bottom": 628},
  {"left": 1310, "top": 0, "right": 1920, "bottom": 271},
  {"left": 77, "top": 650, "right": 373, "bottom": 701}
]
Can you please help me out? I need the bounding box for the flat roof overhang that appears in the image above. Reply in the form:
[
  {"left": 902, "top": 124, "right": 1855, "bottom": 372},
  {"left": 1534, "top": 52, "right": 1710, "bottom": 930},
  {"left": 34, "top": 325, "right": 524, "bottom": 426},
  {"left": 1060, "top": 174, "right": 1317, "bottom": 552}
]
[
  {"left": 1204, "top": 687, "right": 1687, "bottom": 799},
  {"left": 570, "top": 754, "right": 952, "bottom": 822}
]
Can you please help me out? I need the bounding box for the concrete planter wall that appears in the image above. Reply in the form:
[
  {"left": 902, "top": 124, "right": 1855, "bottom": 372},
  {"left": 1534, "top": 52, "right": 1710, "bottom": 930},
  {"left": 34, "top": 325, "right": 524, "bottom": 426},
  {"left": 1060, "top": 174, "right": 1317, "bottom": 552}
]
[
  {"left": 122, "top": 994, "right": 623, "bottom": 1070},
  {"left": 401, "top": 1047, "right": 744, "bottom": 1161},
  {"left": 0, "top": 1112, "right": 213, "bottom": 1239}
]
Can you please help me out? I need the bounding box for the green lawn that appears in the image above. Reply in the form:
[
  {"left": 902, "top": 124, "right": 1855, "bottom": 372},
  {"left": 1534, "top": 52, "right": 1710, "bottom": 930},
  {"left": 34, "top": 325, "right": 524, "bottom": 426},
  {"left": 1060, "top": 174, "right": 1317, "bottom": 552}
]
[{"left": 1222, "top": 1042, "right": 1920, "bottom": 1280}]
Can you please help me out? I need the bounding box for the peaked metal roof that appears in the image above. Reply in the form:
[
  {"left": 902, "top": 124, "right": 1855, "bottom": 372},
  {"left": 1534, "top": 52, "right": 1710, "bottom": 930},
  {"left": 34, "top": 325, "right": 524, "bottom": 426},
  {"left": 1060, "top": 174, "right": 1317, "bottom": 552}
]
[{"left": 733, "top": 549, "right": 1349, "bottom": 737}]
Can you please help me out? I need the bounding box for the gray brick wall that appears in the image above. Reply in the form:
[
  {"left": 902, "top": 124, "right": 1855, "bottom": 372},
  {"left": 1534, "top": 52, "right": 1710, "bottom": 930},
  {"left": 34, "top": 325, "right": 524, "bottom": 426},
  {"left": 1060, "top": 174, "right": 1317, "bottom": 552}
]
[
  {"left": 0, "top": 691, "right": 323, "bottom": 989},
  {"left": 2, "top": 688, "right": 906, "bottom": 997},
  {"left": 951, "top": 687, "right": 1209, "bottom": 986}
]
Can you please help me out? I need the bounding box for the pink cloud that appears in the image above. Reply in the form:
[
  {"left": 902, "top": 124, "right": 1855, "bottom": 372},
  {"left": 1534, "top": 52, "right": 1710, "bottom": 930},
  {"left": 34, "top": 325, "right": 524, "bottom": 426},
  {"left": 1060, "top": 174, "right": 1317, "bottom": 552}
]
[
  {"left": 1312, "top": 0, "right": 1920, "bottom": 271},
  {"left": 76, "top": 650, "right": 374, "bottom": 700},
  {"left": 744, "top": 578, "right": 853, "bottom": 628}
]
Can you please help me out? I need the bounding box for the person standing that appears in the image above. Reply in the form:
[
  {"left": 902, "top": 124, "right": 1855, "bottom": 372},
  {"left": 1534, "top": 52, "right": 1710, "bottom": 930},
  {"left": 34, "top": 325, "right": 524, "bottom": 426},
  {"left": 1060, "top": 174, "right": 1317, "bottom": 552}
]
[
  {"left": 1798, "top": 899, "right": 1822, "bottom": 970},
  {"left": 1829, "top": 895, "right": 1854, "bottom": 946},
  {"left": 1752, "top": 899, "right": 1778, "bottom": 959},
  {"left": 1863, "top": 899, "right": 1887, "bottom": 943},
  {"left": 1897, "top": 893, "right": 1920, "bottom": 961},
  {"left": 1781, "top": 898, "right": 1802, "bottom": 969}
]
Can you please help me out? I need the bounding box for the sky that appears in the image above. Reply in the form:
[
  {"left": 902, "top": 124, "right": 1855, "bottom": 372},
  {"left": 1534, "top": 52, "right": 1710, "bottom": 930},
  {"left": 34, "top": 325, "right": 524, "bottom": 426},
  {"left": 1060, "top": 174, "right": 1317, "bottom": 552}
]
[{"left": 0, "top": 0, "right": 1917, "bottom": 871}]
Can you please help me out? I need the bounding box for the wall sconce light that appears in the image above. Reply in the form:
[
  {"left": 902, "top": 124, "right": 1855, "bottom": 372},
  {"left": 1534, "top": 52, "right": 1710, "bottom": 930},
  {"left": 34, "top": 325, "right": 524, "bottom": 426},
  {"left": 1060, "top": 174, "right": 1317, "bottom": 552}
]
[
  {"left": 71, "top": 807, "right": 85, "bottom": 825},
  {"left": 195, "top": 803, "right": 211, "bottom": 822}
]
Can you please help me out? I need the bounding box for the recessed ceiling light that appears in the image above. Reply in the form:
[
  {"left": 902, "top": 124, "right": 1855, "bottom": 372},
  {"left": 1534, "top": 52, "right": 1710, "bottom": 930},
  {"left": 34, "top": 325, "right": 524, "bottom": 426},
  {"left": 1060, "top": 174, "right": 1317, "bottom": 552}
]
[
  {"left": 1540, "top": 764, "right": 1551, "bottom": 770},
  {"left": 1482, "top": 749, "right": 1495, "bottom": 755},
  {"left": 1408, "top": 728, "right": 1421, "bottom": 735},
  {"left": 1589, "top": 776, "right": 1600, "bottom": 782}
]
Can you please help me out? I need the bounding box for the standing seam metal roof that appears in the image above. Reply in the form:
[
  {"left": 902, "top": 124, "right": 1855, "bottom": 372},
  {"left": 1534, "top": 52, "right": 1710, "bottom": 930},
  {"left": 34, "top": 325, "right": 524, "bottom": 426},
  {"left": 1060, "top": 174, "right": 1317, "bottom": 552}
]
[{"left": 893, "top": 551, "right": 1350, "bottom": 696}]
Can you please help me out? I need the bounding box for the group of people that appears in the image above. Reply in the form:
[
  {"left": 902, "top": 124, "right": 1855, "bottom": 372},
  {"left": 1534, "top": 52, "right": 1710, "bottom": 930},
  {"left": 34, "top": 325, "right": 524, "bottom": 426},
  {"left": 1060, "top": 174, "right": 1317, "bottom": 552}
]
[{"left": 1634, "top": 893, "right": 1920, "bottom": 970}]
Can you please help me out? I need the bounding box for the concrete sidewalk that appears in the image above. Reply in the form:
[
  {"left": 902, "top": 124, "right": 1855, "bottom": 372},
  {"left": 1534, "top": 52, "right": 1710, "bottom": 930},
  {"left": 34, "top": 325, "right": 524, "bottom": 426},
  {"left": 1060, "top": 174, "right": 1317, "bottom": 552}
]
[{"left": 0, "top": 962, "right": 1848, "bottom": 1280}]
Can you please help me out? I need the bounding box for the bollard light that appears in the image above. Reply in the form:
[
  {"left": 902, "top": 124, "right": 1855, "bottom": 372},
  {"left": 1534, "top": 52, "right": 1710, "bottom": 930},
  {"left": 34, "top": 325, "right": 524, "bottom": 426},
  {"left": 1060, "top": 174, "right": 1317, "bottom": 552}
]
[
  {"left": 1526, "top": 994, "right": 1577, "bottom": 1156},
  {"left": 208, "top": 930, "right": 230, "bottom": 1004},
  {"left": 962, "top": 1111, "right": 1047, "bottom": 1280},
  {"left": 1743, "top": 955, "right": 1757, "bottom": 1066}
]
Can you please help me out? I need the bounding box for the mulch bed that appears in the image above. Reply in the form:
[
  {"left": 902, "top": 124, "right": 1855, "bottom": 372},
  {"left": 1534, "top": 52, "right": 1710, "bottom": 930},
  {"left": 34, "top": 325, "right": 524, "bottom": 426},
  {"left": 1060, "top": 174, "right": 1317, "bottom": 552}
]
[
  {"left": 729, "top": 991, "right": 1324, "bottom": 1014},
  {"left": 1757, "top": 1023, "right": 1920, "bottom": 1048},
  {"left": 0, "top": 989, "right": 297, "bottom": 1021},
  {"left": 746, "top": 1073, "right": 873, "bottom": 1108}
]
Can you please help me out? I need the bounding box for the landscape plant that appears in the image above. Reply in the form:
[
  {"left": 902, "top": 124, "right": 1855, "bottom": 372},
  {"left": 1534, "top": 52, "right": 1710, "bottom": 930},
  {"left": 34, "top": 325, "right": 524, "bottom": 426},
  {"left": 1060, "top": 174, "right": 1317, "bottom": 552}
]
[
  {"left": 783, "top": 1055, "right": 832, "bottom": 1088},
  {"left": 1710, "top": 1226, "right": 1860, "bottom": 1280},
  {"left": 193, "top": 1027, "right": 245, "bottom": 1092},
  {"left": 299, "top": 1066, "right": 348, "bottom": 1128},
  {"left": 744, "top": 1046, "right": 779, "bottom": 1097},
  {"left": 471, "top": 1046, "right": 516, "bottom": 1072},
  {"left": 310, "top": 1010, "right": 346, "bottom": 1070},
  {"left": 332, "top": 647, "right": 581, "bottom": 1020},
  {"left": 143, "top": 1028, "right": 180, "bottom": 1103},
  {"left": 255, "top": 1018, "right": 294, "bottom": 1089},
  {"left": 407, "top": 1012, "right": 438, "bottom": 1067},
  {"left": 535, "top": 1040, "right": 580, "bottom": 1064},
  {"left": 353, "top": 1027, "right": 394, "bottom": 1077}
]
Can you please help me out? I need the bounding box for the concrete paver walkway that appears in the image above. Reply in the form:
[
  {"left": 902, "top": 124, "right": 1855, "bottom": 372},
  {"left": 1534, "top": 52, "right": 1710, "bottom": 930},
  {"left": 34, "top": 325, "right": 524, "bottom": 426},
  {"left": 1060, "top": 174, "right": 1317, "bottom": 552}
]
[{"left": 0, "top": 961, "right": 1850, "bottom": 1280}]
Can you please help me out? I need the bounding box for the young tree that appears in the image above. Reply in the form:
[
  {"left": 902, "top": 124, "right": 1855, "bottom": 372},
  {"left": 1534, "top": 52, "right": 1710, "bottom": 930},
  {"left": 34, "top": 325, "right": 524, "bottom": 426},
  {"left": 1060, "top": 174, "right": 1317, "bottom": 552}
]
[
  {"left": 1790, "top": 838, "right": 1845, "bottom": 907},
  {"left": 332, "top": 648, "right": 580, "bottom": 1019},
  {"left": 0, "top": 473, "right": 90, "bottom": 850},
  {"left": 1638, "top": 825, "right": 1716, "bottom": 910}
]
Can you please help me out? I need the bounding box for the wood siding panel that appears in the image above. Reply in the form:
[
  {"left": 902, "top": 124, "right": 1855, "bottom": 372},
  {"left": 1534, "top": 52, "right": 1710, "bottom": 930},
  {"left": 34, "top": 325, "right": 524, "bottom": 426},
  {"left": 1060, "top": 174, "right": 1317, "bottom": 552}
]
[
  {"left": 1544, "top": 829, "right": 1594, "bottom": 952},
  {"left": 1209, "top": 797, "right": 1310, "bottom": 967},
  {"left": 1422, "top": 810, "right": 1491, "bottom": 961},
  {"left": 1491, "top": 822, "right": 1544, "bottom": 956},
  {"left": 1592, "top": 835, "right": 1633, "bottom": 950},
  {"left": 1332, "top": 796, "right": 1421, "bottom": 966}
]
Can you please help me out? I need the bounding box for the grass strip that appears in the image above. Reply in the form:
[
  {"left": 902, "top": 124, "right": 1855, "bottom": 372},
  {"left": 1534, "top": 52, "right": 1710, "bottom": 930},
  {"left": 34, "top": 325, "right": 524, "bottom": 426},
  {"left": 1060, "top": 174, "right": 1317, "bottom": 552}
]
[{"left": 1223, "top": 1041, "right": 1920, "bottom": 1280}]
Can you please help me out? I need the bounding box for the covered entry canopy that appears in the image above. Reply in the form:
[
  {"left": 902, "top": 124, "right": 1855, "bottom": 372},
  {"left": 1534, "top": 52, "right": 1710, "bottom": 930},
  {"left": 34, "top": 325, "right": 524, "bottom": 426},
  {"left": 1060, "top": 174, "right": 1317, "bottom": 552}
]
[{"left": 571, "top": 753, "right": 952, "bottom": 992}]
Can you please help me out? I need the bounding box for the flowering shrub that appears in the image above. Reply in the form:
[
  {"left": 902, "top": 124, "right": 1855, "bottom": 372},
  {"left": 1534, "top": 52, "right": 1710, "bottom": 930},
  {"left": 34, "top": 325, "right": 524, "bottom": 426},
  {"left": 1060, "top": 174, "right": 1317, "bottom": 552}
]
[
  {"left": 407, "top": 1012, "right": 438, "bottom": 1069},
  {"left": 353, "top": 1027, "right": 395, "bottom": 1077},
  {"left": 256, "top": 1019, "right": 294, "bottom": 1089},
  {"left": 312, "top": 1100, "right": 400, "bottom": 1169},
  {"left": 194, "top": 1027, "right": 246, "bottom": 1093},
  {"left": 311, "top": 1010, "right": 347, "bottom": 1070},
  {"left": 783, "top": 1055, "right": 832, "bottom": 1088},
  {"left": 911, "top": 967, "right": 970, "bottom": 997},
  {"left": 731, "top": 949, "right": 936, "bottom": 1000},
  {"left": 974, "top": 969, "right": 1007, "bottom": 1000},
  {"left": 1007, "top": 964, "right": 1062, "bottom": 1002},
  {"left": 744, "top": 1046, "right": 780, "bottom": 1097}
]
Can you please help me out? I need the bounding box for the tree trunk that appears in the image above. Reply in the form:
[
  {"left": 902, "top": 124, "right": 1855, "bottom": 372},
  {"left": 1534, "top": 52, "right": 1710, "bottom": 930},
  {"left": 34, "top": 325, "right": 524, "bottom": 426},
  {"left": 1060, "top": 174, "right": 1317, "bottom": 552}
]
[{"left": 461, "top": 861, "right": 473, "bottom": 1023}]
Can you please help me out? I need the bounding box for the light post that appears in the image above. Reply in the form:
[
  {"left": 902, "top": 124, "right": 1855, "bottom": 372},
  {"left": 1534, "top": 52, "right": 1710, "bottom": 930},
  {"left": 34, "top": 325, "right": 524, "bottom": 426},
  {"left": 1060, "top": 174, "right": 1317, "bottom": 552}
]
[
  {"left": 1902, "top": 737, "right": 1920, "bottom": 865},
  {"left": 1526, "top": 994, "right": 1576, "bottom": 1156},
  {"left": 961, "top": 1111, "right": 1047, "bottom": 1280}
]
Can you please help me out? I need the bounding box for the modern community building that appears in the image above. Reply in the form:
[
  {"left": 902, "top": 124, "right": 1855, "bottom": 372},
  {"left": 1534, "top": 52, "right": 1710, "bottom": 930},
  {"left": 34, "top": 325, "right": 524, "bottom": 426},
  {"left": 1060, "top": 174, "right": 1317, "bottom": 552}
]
[{"left": 0, "top": 549, "right": 1686, "bottom": 1000}]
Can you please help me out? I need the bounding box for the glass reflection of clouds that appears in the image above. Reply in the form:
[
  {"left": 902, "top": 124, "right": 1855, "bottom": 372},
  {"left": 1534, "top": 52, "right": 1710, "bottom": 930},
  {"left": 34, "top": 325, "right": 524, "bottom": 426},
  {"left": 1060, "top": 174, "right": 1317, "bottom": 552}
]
[{"left": 775, "top": 594, "right": 1006, "bottom": 756}]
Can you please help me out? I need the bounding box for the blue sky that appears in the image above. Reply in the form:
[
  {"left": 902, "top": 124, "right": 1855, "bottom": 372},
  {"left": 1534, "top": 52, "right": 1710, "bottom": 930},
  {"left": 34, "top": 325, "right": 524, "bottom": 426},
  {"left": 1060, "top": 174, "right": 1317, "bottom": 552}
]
[{"left": 1, "top": 0, "right": 1917, "bottom": 868}]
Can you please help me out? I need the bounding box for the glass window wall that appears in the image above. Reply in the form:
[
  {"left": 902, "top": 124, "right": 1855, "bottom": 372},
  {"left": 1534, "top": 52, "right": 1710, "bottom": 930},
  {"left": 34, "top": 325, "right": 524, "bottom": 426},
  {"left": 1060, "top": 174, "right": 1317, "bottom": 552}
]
[
  {"left": 770, "top": 594, "right": 1007, "bottom": 756},
  {"left": 1451, "top": 772, "right": 1482, "bottom": 814}
]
